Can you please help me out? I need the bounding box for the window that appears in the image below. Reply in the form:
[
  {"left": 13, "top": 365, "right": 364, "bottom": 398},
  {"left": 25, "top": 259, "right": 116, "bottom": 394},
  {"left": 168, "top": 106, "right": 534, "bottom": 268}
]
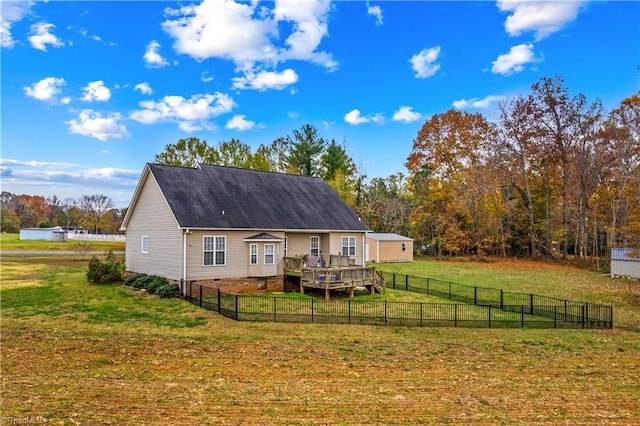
[
  {"left": 341, "top": 236, "right": 356, "bottom": 256},
  {"left": 284, "top": 236, "right": 288, "bottom": 257},
  {"left": 310, "top": 236, "right": 319, "bottom": 256},
  {"left": 203, "top": 236, "right": 226, "bottom": 266},
  {"left": 141, "top": 236, "right": 149, "bottom": 254},
  {"left": 264, "top": 244, "right": 275, "bottom": 265},
  {"left": 250, "top": 244, "right": 258, "bottom": 265},
  {"left": 402, "top": 243, "right": 406, "bottom": 252}
]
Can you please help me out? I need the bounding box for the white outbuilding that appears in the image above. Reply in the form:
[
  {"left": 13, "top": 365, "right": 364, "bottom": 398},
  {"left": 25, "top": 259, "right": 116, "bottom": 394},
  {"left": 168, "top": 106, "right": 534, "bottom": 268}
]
[{"left": 611, "top": 248, "right": 640, "bottom": 279}]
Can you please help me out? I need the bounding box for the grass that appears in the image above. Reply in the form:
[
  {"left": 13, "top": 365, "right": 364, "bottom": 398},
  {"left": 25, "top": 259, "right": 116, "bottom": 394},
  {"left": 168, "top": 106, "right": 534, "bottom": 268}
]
[
  {"left": 0, "top": 232, "right": 125, "bottom": 252},
  {"left": 376, "top": 258, "right": 640, "bottom": 329},
  {"left": 2, "top": 255, "right": 640, "bottom": 425}
]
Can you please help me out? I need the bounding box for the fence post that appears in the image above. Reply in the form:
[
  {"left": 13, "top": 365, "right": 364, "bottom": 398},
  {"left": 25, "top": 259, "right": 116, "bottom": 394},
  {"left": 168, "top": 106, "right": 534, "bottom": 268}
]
[
  {"left": 554, "top": 306, "right": 557, "bottom": 328},
  {"left": 235, "top": 295, "right": 239, "bottom": 320},
  {"left": 585, "top": 304, "right": 589, "bottom": 328},
  {"left": 348, "top": 299, "right": 351, "bottom": 324},
  {"left": 500, "top": 290, "right": 503, "bottom": 310},
  {"left": 189, "top": 281, "right": 193, "bottom": 302},
  {"left": 474, "top": 287, "right": 477, "bottom": 305},
  {"left": 311, "top": 298, "right": 315, "bottom": 323},
  {"left": 521, "top": 305, "right": 524, "bottom": 327},
  {"left": 420, "top": 303, "right": 423, "bottom": 327},
  {"left": 384, "top": 301, "right": 388, "bottom": 326},
  {"left": 426, "top": 277, "right": 430, "bottom": 295},
  {"left": 449, "top": 282, "right": 452, "bottom": 300},
  {"left": 199, "top": 285, "right": 203, "bottom": 307},
  {"left": 273, "top": 297, "right": 277, "bottom": 322},
  {"left": 529, "top": 294, "right": 534, "bottom": 315},
  {"left": 454, "top": 304, "right": 458, "bottom": 327},
  {"left": 217, "top": 288, "right": 221, "bottom": 313},
  {"left": 392, "top": 273, "right": 396, "bottom": 289},
  {"left": 564, "top": 300, "right": 567, "bottom": 322},
  {"left": 488, "top": 306, "right": 491, "bottom": 328},
  {"left": 610, "top": 307, "right": 613, "bottom": 329},
  {"left": 581, "top": 305, "right": 585, "bottom": 329}
]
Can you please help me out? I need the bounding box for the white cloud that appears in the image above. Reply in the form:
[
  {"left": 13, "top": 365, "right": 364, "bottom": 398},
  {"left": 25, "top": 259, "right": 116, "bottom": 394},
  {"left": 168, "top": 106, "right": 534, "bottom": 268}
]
[
  {"left": 0, "top": 158, "right": 140, "bottom": 207},
  {"left": 497, "top": 0, "right": 586, "bottom": 40},
  {"left": 410, "top": 46, "right": 441, "bottom": 79},
  {"left": 81, "top": 81, "right": 111, "bottom": 102},
  {"left": 80, "top": 28, "right": 101, "bottom": 42},
  {"left": 367, "top": 3, "right": 383, "bottom": 26},
  {"left": 134, "top": 82, "right": 153, "bottom": 95},
  {"left": 1, "top": 1, "right": 34, "bottom": 48},
  {"left": 201, "top": 72, "right": 214, "bottom": 83},
  {"left": 161, "top": 0, "right": 337, "bottom": 89},
  {"left": 60, "top": 97, "right": 72, "bottom": 105},
  {"left": 232, "top": 68, "right": 298, "bottom": 91},
  {"left": 66, "top": 110, "right": 129, "bottom": 141},
  {"left": 273, "top": 0, "right": 336, "bottom": 69},
  {"left": 491, "top": 43, "right": 538, "bottom": 76},
  {"left": 28, "top": 22, "right": 64, "bottom": 51},
  {"left": 392, "top": 106, "right": 422, "bottom": 123},
  {"left": 144, "top": 40, "right": 169, "bottom": 67},
  {"left": 130, "top": 92, "right": 236, "bottom": 131},
  {"left": 226, "top": 114, "right": 256, "bottom": 131},
  {"left": 23, "top": 77, "right": 66, "bottom": 102},
  {"left": 453, "top": 95, "right": 504, "bottom": 110},
  {"left": 344, "top": 109, "right": 384, "bottom": 126}
]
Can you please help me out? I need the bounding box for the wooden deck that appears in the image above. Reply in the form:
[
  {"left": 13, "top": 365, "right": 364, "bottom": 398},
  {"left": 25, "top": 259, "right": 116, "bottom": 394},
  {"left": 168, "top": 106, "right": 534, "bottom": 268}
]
[{"left": 284, "top": 256, "right": 384, "bottom": 300}]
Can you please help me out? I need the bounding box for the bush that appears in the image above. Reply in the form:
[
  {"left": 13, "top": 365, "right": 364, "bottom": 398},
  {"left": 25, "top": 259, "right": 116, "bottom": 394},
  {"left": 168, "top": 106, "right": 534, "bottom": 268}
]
[
  {"left": 147, "top": 276, "right": 169, "bottom": 295},
  {"left": 87, "top": 251, "right": 125, "bottom": 284},
  {"left": 124, "top": 274, "right": 171, "bottom": 295},
  {"left": 156, "top": 283, "right": 181, "bottom": 298}
]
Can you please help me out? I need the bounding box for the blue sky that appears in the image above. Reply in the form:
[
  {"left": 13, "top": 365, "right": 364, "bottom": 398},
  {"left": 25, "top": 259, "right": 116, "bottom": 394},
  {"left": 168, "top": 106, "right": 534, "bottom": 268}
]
[{"left": 1, "top": 0, "right": 638, "bottom": 207}]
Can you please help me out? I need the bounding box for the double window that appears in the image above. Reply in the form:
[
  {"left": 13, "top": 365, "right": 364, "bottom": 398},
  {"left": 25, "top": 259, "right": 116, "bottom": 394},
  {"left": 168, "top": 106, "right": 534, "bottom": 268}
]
[
  {"left": 203, "top": 236, "right": 226, "bottom": 266},
  {"left": 249, "top": 243, "right": 275, "bottom": 265},
  {"left": 341, "top": 236, "right": 356, "bottom": 256}
]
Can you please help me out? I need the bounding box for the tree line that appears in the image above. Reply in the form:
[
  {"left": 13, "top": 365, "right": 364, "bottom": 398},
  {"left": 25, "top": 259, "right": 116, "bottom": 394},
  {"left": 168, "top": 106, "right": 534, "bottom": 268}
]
[
  {"left": 154, "top": 76, "right": 637, "bottom": 262},
  {"left": 1, "top": 193, "right": 124, "bottom": 234},
  {"left": 5, "top": 75, "right": 637, "bottom": 263}
]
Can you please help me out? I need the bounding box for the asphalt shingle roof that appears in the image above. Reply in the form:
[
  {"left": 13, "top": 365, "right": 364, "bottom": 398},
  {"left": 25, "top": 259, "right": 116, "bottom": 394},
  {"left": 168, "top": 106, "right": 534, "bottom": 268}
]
[{"left": 148, "top": 163, "right": 370, "bottom": 231}]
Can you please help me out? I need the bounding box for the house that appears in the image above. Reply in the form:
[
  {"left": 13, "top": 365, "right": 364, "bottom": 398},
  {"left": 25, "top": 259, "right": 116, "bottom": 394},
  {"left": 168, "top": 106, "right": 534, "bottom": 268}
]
[
  {"left": 120, "top": 163, "right": 371, "bottom": 294},
  {"left": 19, "top": 226, "right": 67, "bottom": 242},
  {"left": 611, "top": 248, "right": 640, "bottom": 279},
  {"left": 365, "top": 233, "right": 414, "bottom": 263}
]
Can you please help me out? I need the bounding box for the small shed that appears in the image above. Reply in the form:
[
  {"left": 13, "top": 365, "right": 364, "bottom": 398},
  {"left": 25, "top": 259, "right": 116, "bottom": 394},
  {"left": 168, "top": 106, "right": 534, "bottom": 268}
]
[
  {"left": 366, "top": 233, "right": 413, "bottom": 263},
  {"left": 19, "top": 227, "right": 67, "bottom": 242},
  {"left": 611, "top": 248, "right": 640, "bottom": 279}
]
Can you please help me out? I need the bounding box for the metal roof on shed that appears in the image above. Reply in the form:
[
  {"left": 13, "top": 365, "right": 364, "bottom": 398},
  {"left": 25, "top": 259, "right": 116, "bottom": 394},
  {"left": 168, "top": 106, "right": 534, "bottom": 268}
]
[
  {"left": 611, "top": 248, "right": 640, "bottom": 261},
  {"left": 366, "top": 233, "right": 413, "bottom": 241}
]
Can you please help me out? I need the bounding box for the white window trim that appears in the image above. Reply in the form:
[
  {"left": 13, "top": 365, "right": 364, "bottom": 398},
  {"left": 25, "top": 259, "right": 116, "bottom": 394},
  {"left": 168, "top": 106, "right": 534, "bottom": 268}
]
[
  {"left": 310, "top": 236, "right": 319, "bottom": 256},
  {"left": 342, "top": 236, "right": 356, "bottom": 256},
  {"left": 203, "top": 235, "right": 226, "bottom": 266},
  {"left": 264, "top": 244, "right": 275, "bottom": 265},
  {"left": 250, "top": 243, "right": 258, "bottom": 265},
  {"left": 141, "top": 235, "right": 149, "bottom": 254}
]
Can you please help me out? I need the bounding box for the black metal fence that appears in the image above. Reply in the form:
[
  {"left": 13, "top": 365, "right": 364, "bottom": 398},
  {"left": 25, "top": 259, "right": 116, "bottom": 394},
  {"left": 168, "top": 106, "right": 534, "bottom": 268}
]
[
  {"left": 183, "top": 275, "right": 613, "bottom": 329},
  {"left": 380, "top": 272, "right": 613, "bottom": 329}
]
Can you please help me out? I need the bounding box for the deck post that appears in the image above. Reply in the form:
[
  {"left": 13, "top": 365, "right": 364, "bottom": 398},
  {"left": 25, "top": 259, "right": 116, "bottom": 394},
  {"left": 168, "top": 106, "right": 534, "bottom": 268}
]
[{"left": 325, "top": 287, "right": 330, "bottom": 300}]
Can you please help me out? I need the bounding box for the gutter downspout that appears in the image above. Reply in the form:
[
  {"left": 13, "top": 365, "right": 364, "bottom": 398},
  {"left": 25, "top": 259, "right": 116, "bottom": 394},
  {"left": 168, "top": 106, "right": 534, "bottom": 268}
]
[{"left": 183, "top": 228, "right": 189, "bottom": 296}]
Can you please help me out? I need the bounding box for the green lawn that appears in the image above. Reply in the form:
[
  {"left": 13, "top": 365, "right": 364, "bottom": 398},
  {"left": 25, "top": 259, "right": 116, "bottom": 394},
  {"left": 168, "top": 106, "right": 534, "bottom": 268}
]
[
  {"left": 2, "top": 256, "right": 639, "bottom": 425},
  {"left": 0, "top": 232, "right": 125, "bottom": 252}
]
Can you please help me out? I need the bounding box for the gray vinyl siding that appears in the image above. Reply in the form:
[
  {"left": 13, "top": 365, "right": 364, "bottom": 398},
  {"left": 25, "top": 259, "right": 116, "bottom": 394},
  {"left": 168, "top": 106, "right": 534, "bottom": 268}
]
[
  {"left": 185, "top": 230, "right": 284, "bottom": 280},
  {"left": 125, "top": 173, "right": 183, "bottom": 280}
]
